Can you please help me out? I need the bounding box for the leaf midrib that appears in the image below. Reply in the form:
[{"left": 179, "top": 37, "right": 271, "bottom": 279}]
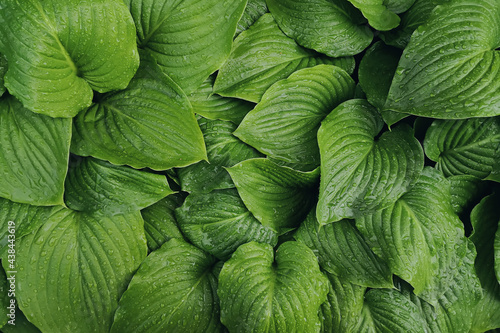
[
  {"left": 138, "top": 1, "right": 185, "bottom": 48},
  {"left": 441, "top": 134, "right": 500, "bottom": 156}
]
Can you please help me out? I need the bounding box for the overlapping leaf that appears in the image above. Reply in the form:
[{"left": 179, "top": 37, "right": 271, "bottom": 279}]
[
  {"left": 71, "top": 54, "right": 206, "bottom": 170},
  {"left": 126, "top": 0, "right": 247, "bottom": 94},
  {"left": 0, "top": 267, "right": 10, "bottom": 329},
  {"left": 266, "top": 0, "right": 372, "bottom": 57},
  {"left": 64, "top": 157, "right": 172, "bottom": 214},
  {"left": 317, "top": 99, "right": 424, "bottom": 224},
  {"left": 0, "top": 0, "right": 139, "bottom": 117},
  {"left": 226, "top": 158, "right": 319, "bottom": 232},
  {"left": 11, "top": 208, "right": 147, "bottom": 333},
  {"left": 424, "top": 117, "right": 500, "bottom": 179},
  {"left": 385, "top": 0, "right": 500, "bottom": 118},
  {"left": 448, "top": 175, "right": 489, "bottom": 216},
  {"left": 0, "top": 96, "right": 71, "bottom": 206},
  {"left": 0, "top": 55, "right": 6, "bottom": 97},
  {"left": 111, "top": 239, "right": 222, "bottom": 333},
  {"left": 218, "top": 241, "right": 328, "bottom": 333},
  {"left": 234, "top": 65, "right": 355, "bottom": 169},
  {"left": 294, "top": 209, "right": 393, "bottom": 288},
  {"left": 235, "top": 0, "right": 268, "bottom": 36},
  {"left": 346, "top": 0, "right": 401, "bottom": 31},
  {"left": 175, "top": 189, "right": 277, "bottom": 260},
  {"left": 214, "top": 14, "right": 355, "bottom": 103}
]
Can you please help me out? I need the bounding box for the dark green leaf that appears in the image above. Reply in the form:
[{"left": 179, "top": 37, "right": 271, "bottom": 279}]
[{"left": 346, "top": 0, "right": 401, "bottom": 31}]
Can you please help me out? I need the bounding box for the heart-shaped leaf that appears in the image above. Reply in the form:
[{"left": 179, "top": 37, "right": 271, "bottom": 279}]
[
  {"left": 234, "top": 64, "right": 355, "bottom": 169},
  {"left": 0, "top": 0, "right": 139, "bottom": 117},
  {"left": 0, "top": 96, "right": 71, "bottom": 206},
  {"left": 214, "top": 14, "right": 355, "bottom": 103},
  {"left": 126, "top": 0, "right": 247, "bottom": 94},
  {"left": 218, "top": 241, "right": 328, "bottom": 333},
  {"left": 111, "top": 239, "right": 222, "bottom": 333},
  {"left": 385, "top": 0, "right": 500, "bottom": 118},
  {"left": 71, "top": 54, "right": 206, "bottom": 170},
  {"left": 317, "top": 99, "right": 424, "bottom": 224}
]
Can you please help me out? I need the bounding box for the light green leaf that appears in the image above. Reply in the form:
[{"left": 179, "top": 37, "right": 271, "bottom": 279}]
[
  {"left": 188, "top": 76, "right": 254, "bottom": 124},
  {"left": 448, "top": 175, "right": 488, "bottom": 216},
  {"left": 10, "top": 208, "right": 147, "bottom": 333},
  {"left": 226, "top": 158, "right": 319, "bottom": 232},
  {"left": 319, "top": 272, "right": 366, "bottom": 333},
  {"left": 111, "top": 239, "right": 222, "bottom": 333},
  {"left": 71, "top": 53, "right": 207, "bottom": 170},
  {"left": 126, "top": 0, "right": 247, "bottom": 94},
  {"left": 357, "top": 168, "right": 474, "bottom": 304},
  {"left": 294, "top": 209, "right": 393, "bottom": 288},
  {"left": 424, "top": 117, "right": 500, "bottom": 178},
  {"left": 218, "top": 241, "right": 328, "bottom": 333},
  {"left": 267, "top": 0, "right": 372, "bottom": 57},
  {"left": 385, "top": 0, "right": 500, "bottom": 118},
  {"left": 234, "top": 65, "right": 355, "bottom": 169},
  {"left": 0, "top": 96, "right": 71, "bottom": 206},
  {"left": 346, "top": 0, "right": 401, "bottom": 31},
  {"left": 0, "top": 0, "right": 139, "bottom": 118},
  {"left": 175, "top": 189, "right": 277, "bottom": 260},
  {"left": 214, "top": 14, "right": 355, "bottom": 103},
  {"left": 64, "top": 157, "right": 173, "bottom": 214},
  {"left": 470, "top": 194, "right": 500, "bottom": 332},
  {"left": 317, "top": 99, "right": 424, "bottom": 224},
  {"left": 141, "top": 194, "right": 185, "bottom": 252},
  {"left": 0, "top": 55, "right": 6, "bottom": 97},
  {"left": 236, "top": 0, "right": 268, "bottom": 36},
  {"left": 178, "top": 118, "right": 262, "bottom": 194}
]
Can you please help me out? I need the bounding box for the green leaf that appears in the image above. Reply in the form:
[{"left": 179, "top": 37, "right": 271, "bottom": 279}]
[
  {"left": 357, "top": 168, "right": 474, "bottom": 304},
  {"left": 385, "top": 0, "right": 500, "bottom": 119},
  {"left": 0, "top": 266, "right": 10, "bottom": 329},
  {"left": 0, "top": 96, "right": 71, "bottom": 206},
  {"left": 175, "top": 189, "right": 277, "bottom": 260},
  {"left": 126, "top": 0, "right": 247, "bottom": 94},
  {"left": 234, "top": 65, "right": 355, "bottom": 169},
  {"left": 294, "top": 209, "right": 393, "bottom": 288},
  {"left": 0, "top": 309, "right": 42, "bottom": 333},
  {"left": 236, "top": 0, "right": 268, "bottom": 36},
  {"left": 424, "top": 117, "right": 500, "bottom": 178},
  {"left": 267, "top": 0, "right": 373, "bottom": 57},
  {"left": 317, "top": 99, "right": 424, "bottom": 224},
  {"left": 346, "top": 0, "right": 401, "bottom": 31},
  {"left": 470, "top": 194, "right": 500, "bottom": 332},
  {"left": 64, "top": 157, "right": 173, "bottom": 214},
  {"left": 384, "top": 0, "right": 417, "bottom": 13},
  {"left": 0, "top": 54, "right": 6, "bottom": 97},
  {"left": 111, "top": 239, "right": 222, "bottom": 333},
  {"left": 218, "top": 241, "right": 328, "bottom": 333},
  {"left": 188, "top": 76, "right": 254, "bottom": 124},
  {"left": 226, "top": 158, "right": 319, "bottom": 232},
  {"left": 71, "top": 53, "right": 207, "bottom": 170},
  {"left": 214, "top": 14, "right": 355, "bottom": 103},
  {"left": 178, "top": 118, "right": 262, "bottom": 194},
  {"left": 0, "top": 0, "right": 139, "bottom": 118},
  {"left": 141, "top": 194, "right": 185, "bottom": 252},
  {"left": 319, "top": 272, "right": 366, "bottom": 333},
  {"left": 448, "top": 175, "right": 489, "bottom": 216},
  {"left": 11, "top": 208, "right": 147, "bottom": 333}
]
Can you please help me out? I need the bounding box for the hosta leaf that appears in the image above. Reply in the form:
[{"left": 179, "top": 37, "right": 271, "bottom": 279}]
[
  {"left": 218, "top": 241, "right": 328, "bottom": 333},
  {"left": 470, "top": 194, "right": 500, "bottom": 332},
  {"left": 384, "top": 0, "right": 416, "bottom": 13},
  {"left": 0, "top": 267, "right": 10, "bottom": 329},
  {"left": 0, "top": 0, "right": 139, "bottom": 117},
  {"left": 0, "top": 55, "right": 6, "bottom": 97},
  {"left": 0, "top": 96, "right": 71, "bottom": 206},
  {"left": 346, "top": 0, "right": 401, "bottom": 31},
  {"left": 111, "top": 239, "right": 222, "bottom": 333},
  {"left": 226, "top": 158, "right": 319, "bottom": 232},
  {"left": 175, "top": 189, "right": 277, "bottom": 260},
  {"left": 141, "top": 194, "right": 185, "bottom": 252},
  {"left": 188, "top": 76, "right": 254, "bottom": 124},
  {"left": 295, "top": 209, "right": 393, "bottom": 288},
  {"left": 357, "top": 168, "right": 473, "bottom": 304},
  {"left": 126, "top": 0, "right": 247, "bottom": 94},
  {"left": 178, "top": 118, "right": 262, "bottom": 194},
  {"left": 214, "top": 14, "right": 355, "bottom": 103},
  {"left": 449, "top": 175, "right": 489, "bottom": 216},
  {"left": 72, "top": 53, "right": 206, "bottom": 170},
  {"left": 424, "top": 117, "right": 500, "bottom": 178},
  {"left": 234, "top": 65, "right": 355, "bottom": 169},
  {"left": 317, "top": 99, "right": 424, "bottom": 224},
  {"left": 266, "top": 0, "right": 372, "bottom": 57},
  {"left": 11, "top": 208, "right": 147, "bottom": 333},
  {"left": 319, "top": 272, "right": 365, "bottom": 333},
  {"left": 236, "top": 0, "right": 268, "bottom": 36},
  {"left": 64, "top": 157, "right": 172, "bottom": 214},
  {"left": 0, "top": 310, "right": 41, "bottom": 333},
  {"left": 385, "top": 0, "right": 500, "bottom": 118}
]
